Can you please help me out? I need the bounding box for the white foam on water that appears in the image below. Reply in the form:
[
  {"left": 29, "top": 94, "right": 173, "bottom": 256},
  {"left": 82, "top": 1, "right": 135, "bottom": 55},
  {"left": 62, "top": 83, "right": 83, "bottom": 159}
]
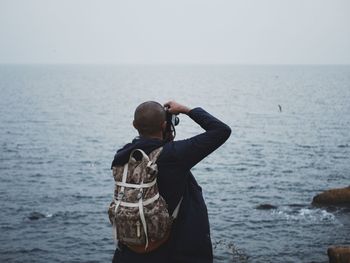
[
  {"left": 272, "top": 207, "right": 336, "bottom": 223},
  {"left": 46, "top": 213, "right": 53, "bottom": 218}
]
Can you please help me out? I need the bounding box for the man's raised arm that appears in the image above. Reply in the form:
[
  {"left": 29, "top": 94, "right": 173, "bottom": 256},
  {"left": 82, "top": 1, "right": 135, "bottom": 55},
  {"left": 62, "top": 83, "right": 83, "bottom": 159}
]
[{"left": 164, "top": 101, "right": 231, "bottom": 169}]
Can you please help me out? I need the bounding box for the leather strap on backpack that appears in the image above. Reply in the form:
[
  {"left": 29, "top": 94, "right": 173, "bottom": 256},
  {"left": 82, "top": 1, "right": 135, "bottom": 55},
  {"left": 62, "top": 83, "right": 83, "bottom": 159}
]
[{"left": 126, "top": 229, "right": 171, "bottom": 253}]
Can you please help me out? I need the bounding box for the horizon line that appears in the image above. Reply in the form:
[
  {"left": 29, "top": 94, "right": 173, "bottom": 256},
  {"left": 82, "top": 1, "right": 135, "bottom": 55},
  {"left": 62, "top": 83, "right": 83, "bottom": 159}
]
[{"left": 1, "top": 62, "right": 350, "bottom": 66}]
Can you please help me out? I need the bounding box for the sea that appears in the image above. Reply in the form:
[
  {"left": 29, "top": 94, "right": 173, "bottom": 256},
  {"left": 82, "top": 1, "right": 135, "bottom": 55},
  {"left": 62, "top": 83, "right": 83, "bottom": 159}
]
[{"left": 0, "top": 64, "right": 349, "bottom": 263}]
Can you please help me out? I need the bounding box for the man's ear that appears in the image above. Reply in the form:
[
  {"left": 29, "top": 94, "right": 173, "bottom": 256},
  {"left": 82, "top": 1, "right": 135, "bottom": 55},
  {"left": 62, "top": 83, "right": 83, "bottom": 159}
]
[{"left": 133, "top": 120, "right": 138, "bottom": 130}]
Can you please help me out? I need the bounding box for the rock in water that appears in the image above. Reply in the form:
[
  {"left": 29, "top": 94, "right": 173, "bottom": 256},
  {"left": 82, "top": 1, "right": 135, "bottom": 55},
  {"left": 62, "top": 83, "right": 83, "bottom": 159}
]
[
  {"left": 328, "top": 246, "right": 350, "bottom": 263},
  {"left": 28, "top": 212, "right": 46, "bottom": 220},
  {"left": 312, "top": 186, "right": 350, "bottom": 206},
  {"left": 255, "top": 204, "right": 278, "bottom": 210}
]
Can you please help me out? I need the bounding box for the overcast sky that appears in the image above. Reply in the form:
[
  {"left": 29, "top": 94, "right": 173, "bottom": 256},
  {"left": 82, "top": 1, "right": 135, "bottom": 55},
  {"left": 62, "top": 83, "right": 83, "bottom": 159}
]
[{"left": 0, "top": 0, "right": 349, "bottom": 64}]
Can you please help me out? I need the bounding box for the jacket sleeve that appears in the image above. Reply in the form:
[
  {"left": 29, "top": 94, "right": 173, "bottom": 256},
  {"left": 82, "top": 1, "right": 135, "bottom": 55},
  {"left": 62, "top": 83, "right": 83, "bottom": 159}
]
[{"left": 171, "top": 107, "right": 231, "bottom": 169}]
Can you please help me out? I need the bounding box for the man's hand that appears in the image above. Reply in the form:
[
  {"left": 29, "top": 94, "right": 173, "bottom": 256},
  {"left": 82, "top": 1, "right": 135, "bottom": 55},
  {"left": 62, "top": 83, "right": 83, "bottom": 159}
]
[{"left": 164, "top": 101, "right": 191, "bottom": 115}]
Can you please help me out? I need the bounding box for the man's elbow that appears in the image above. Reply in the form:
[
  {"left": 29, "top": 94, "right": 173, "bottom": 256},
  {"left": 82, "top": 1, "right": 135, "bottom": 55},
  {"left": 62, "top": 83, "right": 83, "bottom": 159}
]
[{"left": 221, "top": 124, "right": 232, "bottom": 141}]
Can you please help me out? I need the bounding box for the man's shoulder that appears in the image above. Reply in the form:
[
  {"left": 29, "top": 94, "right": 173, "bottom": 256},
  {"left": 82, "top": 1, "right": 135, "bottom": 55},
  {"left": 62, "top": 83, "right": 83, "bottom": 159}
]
[
  {"left": 157, "top": 141, "right": 174, "bottom": 161},
  {"left": 157, "top": 139, "right": 190, "bottom": 163}
]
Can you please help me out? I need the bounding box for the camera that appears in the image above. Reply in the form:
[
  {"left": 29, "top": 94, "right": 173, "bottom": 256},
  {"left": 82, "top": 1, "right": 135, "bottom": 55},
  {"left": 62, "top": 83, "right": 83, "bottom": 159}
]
[{"left": 164, "top": 107, "right": 179, "bottom": 141}]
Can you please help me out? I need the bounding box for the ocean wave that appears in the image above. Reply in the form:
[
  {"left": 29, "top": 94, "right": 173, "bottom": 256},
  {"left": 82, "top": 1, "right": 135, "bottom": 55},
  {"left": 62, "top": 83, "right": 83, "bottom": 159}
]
[
  {"left": 272, "top": 207, "right": 336, "bottom": 222},
  {"left": 0, "top": 247, "right": 48, "bottom": 255}
]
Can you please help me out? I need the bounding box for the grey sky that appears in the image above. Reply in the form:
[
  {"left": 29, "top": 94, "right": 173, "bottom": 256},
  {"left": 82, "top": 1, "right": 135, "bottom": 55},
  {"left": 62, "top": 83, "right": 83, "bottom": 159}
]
[{"left": 0, "top": 0, "right": 349, "bottom": 64}]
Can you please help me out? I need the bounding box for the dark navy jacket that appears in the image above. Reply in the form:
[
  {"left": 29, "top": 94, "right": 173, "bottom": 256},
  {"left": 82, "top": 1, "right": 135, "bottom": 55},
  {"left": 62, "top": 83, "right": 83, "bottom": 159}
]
[{"left": 111, "top": 107, "right": 231, "bottom": 263}]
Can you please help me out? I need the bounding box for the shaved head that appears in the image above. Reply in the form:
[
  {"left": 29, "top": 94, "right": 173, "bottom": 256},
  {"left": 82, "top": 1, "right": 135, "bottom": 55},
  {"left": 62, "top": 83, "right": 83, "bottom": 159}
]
[{"left": 133, "top": 101, "right": 166, "bottom": 137}]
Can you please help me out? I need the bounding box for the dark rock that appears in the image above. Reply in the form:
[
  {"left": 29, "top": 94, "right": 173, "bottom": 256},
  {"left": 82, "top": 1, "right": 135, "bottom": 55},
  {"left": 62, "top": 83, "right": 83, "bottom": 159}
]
[
  {"left": 28, "top": 212, "right": 46, "bottom": 220},
  {"left": 255, "top": 204, "right": 278, "bottom": 210},
  {"left": 328, "top": 246, "right": 350, "bottom": 263},
  {"left": 312, "top": 186, "right": 350, "bottom": 206}
]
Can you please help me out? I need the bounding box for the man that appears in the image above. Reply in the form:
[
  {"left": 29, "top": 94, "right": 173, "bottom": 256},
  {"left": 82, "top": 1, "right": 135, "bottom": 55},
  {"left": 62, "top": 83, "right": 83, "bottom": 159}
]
[{"left": 111, "top": 101, "right": 231, "bottom": 263}]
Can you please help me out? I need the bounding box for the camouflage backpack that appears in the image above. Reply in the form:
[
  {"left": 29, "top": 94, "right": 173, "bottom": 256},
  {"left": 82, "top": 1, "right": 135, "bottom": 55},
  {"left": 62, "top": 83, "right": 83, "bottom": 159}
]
[{"left": 108, "top": 147, "right": 182, "bottom": 252}]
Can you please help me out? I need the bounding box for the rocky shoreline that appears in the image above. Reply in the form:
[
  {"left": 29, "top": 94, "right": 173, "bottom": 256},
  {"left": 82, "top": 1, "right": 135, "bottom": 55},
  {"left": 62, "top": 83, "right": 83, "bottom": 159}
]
[
  {"left": 254, "top": 186, "right": 350, "bottom": 262},
  {"left": 312, "top": 186, "right": 350, "bottom": 207},
  {"left": 312, "top": 186, "right": 350, "bottom": 263},
  {"left": 328, "top": 246, "right": 350, "bottom": 263}
]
